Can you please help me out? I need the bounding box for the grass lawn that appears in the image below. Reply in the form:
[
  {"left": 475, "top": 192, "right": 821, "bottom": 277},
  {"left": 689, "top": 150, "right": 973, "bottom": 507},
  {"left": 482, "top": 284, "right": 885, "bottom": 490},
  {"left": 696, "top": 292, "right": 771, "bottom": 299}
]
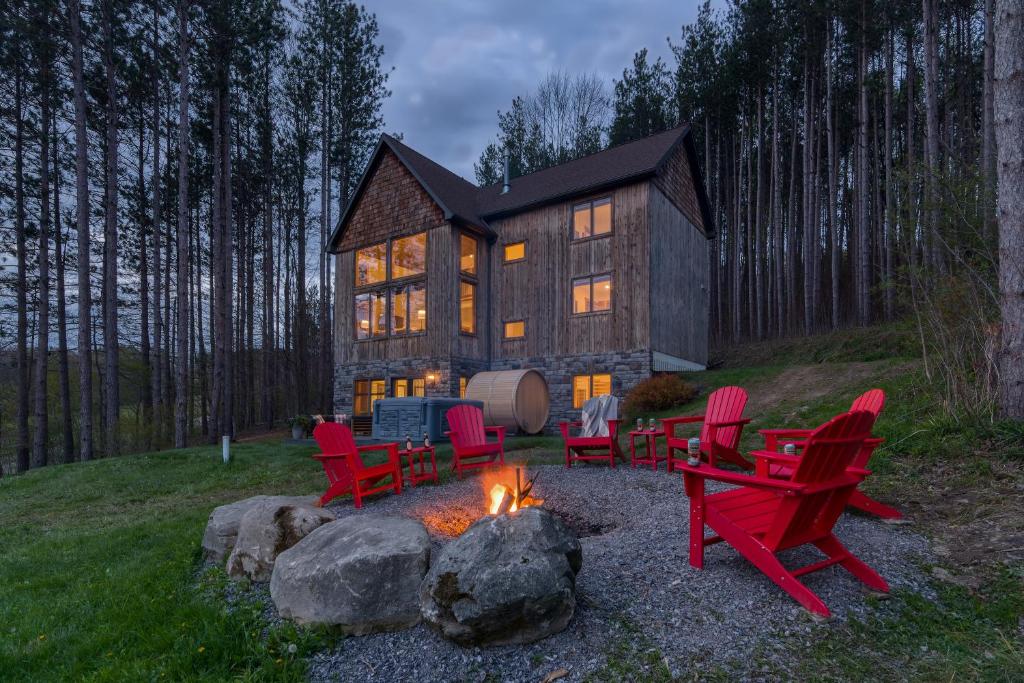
[{"left": 2, "top": 352, "right": 1022, "bottom": 681}]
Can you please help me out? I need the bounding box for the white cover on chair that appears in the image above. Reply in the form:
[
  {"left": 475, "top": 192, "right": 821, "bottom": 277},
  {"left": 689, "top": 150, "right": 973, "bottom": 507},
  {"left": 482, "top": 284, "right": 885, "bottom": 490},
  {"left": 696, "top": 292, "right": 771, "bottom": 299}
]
[{"left": 581, "top": 394, "right": 618, "bottom": 438}]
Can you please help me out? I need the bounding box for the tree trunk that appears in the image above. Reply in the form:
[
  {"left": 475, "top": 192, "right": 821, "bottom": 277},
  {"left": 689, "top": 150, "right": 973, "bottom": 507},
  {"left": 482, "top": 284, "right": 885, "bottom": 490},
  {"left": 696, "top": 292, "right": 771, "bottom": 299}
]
[
  {"left": 923, "top": 0, "right": 943, "bottom": 271},
  {"left": 151, "top": 3, "right": 163, "bottom": 443},
  {"left": 33, "top": 7, "right": 52, "bottom": 468},
  {"left": 138, "top": 113, "right": 151, "bottom": 442},
  {"left": 70, "top": 0, "right": 93, "bottom": 461},
  {"left": 996, "top": 0, "right": 1024, "bottom": 418},
  {"left": 14, "top": 57, "right": 29, "bottom": 473},
  {"left": 771, "top": 79, "right": 784, "bottom": 338},
  {"left": 102, "top": 0, "right": 120, "bottom": 456},
  {"left": 54, "top": 110, "right": 74, "bottom": 463},
  {"left": 982, "top": 0, "right": 997, "bottom": 239},
  {"left": 826, "top": 22, "right": 840, "bottom": 330},
  {"left": 884, "top": 31, "right": 895, "bottom": 321},
  {"left": 174, "top": 0, "right": 191, "bottom": 447},
  {"left": 857, "top": 27, "right": 871, "bottom": 326}
]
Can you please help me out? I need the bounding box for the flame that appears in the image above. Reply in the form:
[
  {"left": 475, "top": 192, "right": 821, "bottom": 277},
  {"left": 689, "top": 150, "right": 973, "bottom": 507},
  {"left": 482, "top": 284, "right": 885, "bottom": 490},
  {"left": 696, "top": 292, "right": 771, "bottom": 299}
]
[
  {"left": 488, "top": 483, "right": 518, "bottom": 514},
  {"left": 483, "top": 465, "right": 541, "bottom": 515}
]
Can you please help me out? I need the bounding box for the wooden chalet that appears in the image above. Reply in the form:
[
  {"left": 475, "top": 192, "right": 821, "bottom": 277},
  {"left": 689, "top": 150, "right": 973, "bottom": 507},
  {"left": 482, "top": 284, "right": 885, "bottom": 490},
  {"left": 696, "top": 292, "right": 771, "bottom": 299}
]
[{"left": 327, "top": 125, "right": 715, "bottom": 432}]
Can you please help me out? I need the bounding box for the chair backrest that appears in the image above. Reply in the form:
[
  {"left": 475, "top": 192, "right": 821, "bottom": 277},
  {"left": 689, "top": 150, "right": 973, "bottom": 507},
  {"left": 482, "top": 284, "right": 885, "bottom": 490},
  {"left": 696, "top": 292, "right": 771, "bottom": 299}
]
[
  {"left": 313, "top": 422, "right": 366, "bottom": 470},
  {"left": 700, "top": 386, "right": 748, "bottom": 450},
  {"left": 446, "top": 405, "right": 486, "bottom": 447},
  {"left": 763, "top": 410, "right": 876, "bottom": 551},
  {"left": 850, "top": 389, "right": 885, "bottom": 417}
]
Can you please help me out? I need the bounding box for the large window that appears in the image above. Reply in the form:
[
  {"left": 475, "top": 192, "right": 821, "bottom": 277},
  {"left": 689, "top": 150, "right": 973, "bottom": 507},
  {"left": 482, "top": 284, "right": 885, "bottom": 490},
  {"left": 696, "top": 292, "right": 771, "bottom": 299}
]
[
  {"left": 355, "top": 291, "right": 388, "bottom": 339},
  {"left": 391, "top": 233, "right": 427, "bottom": 279},
  {"left": 572, "top": 274, "right": 612, "bottom": 314},
  {"left": 504, "top": 320, "right": 525, "bottom": 339},
  {"left": 459, "top": 280, "right": 476, "bottom": 334},
  {"left": 354, "top": 232, "right": 427, "bottom": 339},
  {"left": 354, "top": 378, "right": 386, "bottom": 415},
  {"left": 390, "top": 283, "right": 426, "bottom": 336},
  {"left": 572, "top": 197, "right": 612, "bottom": 239},
  {"left": 355, "top": 243, "right": 387, "bottom": 286},
  {"left": 572, "top": 374, "right": 612, "bottom": 409},
  {"left": 503, "top": 241, "right": 525, "bottom": 263},
  {"left": 393, "top": 377, "right": 426, "bottom": 398},
  {"left": 460, "top": 234, "right": 478, "bottom": 275}
]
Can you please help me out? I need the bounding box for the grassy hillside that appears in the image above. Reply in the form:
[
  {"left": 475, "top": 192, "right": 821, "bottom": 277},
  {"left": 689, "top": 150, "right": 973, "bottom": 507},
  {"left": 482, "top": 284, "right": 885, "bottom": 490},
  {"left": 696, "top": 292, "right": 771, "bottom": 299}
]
[{"left": 2, "top": 329, "right": 1022, "bottom": 681}]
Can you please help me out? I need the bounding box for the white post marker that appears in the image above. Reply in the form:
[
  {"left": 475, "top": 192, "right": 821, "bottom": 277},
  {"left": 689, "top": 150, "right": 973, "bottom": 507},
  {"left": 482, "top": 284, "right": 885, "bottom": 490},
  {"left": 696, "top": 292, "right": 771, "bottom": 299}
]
[{"left": 222, "top": 435, "right": 231, "bottom": 464}]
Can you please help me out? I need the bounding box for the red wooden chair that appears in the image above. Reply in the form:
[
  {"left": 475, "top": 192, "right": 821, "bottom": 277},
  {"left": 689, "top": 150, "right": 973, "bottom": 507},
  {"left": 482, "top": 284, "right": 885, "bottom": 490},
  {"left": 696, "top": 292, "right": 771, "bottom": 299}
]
[
  {"left": 445, "top": 405, "right": 506, "bottom": 478},
  {"left": 311, "top": 422, "right": 402, "bottom": 508},
  {"left": 559, "top": 418, "right": 623, "bottom": 468},
  {"left": 758, "top": 389, "right": 901, "bottom": 519},
  {"left": 679, "top": 410, "right": 888, "bottom": 618},
  {"left": 664, "top": 386, "right": 752, "bottom": 471}
]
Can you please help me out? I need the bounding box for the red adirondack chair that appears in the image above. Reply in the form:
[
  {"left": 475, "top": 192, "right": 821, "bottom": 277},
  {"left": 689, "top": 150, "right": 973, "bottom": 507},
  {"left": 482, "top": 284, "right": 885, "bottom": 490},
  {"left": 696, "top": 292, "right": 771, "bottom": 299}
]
[
  {"left": 311, "top": 422, "right": 402, "bottom": 508},
  {"left": 757, "top": 389, "right": 901, "bottom": 519},
  {"left": 446, "top": 405, "right": 506, "bottom": 478},
  {"left": 679, "top": 410, "right": 888, "bottom": 618},
  {"left": 559, "top": 418, "right": 623, "bottom": 468},
  {"left": 664, "top": 386, "right": 753, "bottom": 471}
]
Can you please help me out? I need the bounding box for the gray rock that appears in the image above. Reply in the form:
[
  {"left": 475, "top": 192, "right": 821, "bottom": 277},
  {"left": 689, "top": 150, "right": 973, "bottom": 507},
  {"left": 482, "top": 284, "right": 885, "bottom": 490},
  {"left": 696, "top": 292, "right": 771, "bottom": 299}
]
[
  {"left": 201, "top": 495, "right": 318, "bottom": 564},
  {"left": 227, "top": 502, "right": 335, "bottom": 581},
  {"left": 270, "top": 515, "right": 431, "bottom": 633},
  {"left": 419, "top": 506, "right": 582, "bottom": 647}
]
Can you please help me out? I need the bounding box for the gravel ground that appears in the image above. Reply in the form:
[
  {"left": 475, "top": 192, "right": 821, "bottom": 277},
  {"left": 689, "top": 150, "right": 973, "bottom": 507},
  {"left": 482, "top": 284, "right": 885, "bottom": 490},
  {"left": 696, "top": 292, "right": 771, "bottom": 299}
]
[{"left": 286, "top": 464, "right": 933, "bottom": 682}]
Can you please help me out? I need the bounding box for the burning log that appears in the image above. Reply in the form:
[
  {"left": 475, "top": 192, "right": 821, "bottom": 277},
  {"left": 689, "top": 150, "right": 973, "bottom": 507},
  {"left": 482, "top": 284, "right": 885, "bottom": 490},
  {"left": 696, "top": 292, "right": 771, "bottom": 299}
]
[{"left": 488, "top": 466, "right": 543, "bottom": 515}]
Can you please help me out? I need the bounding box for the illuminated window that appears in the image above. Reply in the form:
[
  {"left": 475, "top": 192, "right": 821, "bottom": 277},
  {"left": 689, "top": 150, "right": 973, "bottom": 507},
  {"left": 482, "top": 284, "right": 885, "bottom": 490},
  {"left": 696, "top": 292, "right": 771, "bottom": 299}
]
[
  {"left": 393, "top": 378, "right": 409, "bottom": 397},
  {"left": 503, "top": 241, "right": 525, "bottom": 263},
  {"left": 459, "top": 376, "right": 468, "bottom": 398},
  {"left": 355, "top": 243, "right": 387, "bottom": 286},
  {"left": 572, "top": 274, "right": 612, "bottom": 314},
  {"left": 572, "top": 373, "right": 613, "bottom": 409},
  {"left": 572, "top": 197, "right": 612, "bottom": 239},
  {"left": 390, "top": 283, "right": 426, "bottom": 336},
  {"left": 355, "top": 378, "right": 386, "bottom": 414},
  {"left": 460, "top": 280, "right": 476, "bottom": 334},
  {"left": 355, "top": 291, "right": 387, "bottom": 339},
  {"left": 504, "top": 320, "right": 525, "bottom": 339},
  {"left": 412, "top": 378, "right": 425, "bottom": 397},
  {"left": 391, "top": 232, "right": 427, "bottom": 279},
  {"left": 460, "top": 233, "right": 478, "bottom": 275}
]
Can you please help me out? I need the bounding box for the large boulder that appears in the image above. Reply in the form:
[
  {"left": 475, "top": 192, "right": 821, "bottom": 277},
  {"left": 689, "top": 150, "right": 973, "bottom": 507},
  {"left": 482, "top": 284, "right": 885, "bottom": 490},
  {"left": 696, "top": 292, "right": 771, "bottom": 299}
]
[
  {"left": 227, "top": 502, "right": 335, "bottom": 581},
  {"left": 419, "top": 507, "right": 582, "bottom": 647},
  {"left": 201, "top": 495, "right": 317, "bottom": 564},
  {"left": 270, "top": 515, "right": 431, "bottom": 633}
]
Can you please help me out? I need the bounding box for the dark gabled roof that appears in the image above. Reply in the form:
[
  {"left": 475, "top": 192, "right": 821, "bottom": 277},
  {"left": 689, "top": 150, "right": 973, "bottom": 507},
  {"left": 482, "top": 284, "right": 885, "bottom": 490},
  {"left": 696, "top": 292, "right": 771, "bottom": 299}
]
[
  {"left": 476, "top": 124, "right": 692, "bottom": 218},
  {"left": 328, "top": 124, "right": 714, "bottom": 253}
]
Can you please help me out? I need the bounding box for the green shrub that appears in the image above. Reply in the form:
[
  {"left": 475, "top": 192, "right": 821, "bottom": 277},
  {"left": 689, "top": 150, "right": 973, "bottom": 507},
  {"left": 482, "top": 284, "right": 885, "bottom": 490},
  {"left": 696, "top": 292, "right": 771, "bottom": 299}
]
[{"left": 623, "top": 374, "right": 698, "bottom": 414}]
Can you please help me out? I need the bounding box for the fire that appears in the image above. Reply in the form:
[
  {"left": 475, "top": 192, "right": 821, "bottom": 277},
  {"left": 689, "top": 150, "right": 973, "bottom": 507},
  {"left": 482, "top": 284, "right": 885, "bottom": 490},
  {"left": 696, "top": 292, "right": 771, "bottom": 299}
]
[{"left": 484, "top": 465, "right": 543, "bottom": 515}]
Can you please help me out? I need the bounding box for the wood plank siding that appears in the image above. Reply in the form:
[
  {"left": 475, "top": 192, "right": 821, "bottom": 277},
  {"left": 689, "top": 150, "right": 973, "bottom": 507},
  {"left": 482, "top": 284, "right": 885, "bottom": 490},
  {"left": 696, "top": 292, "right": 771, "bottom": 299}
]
[
  {"left": 653, "top": 140, "right": 706, "bottom": 234},
  {"left": 489, "top": 182, "right": 651, "bottom": 360},
  {"left": 648, "top": 184, "right": 709, "bottom": 364}
]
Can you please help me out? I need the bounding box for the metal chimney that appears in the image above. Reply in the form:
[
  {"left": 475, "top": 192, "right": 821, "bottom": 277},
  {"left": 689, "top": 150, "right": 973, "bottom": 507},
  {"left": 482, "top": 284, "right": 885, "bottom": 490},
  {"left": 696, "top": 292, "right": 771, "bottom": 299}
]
[{"left": 501, "top": 156, "right": 510, "bottom": 194}]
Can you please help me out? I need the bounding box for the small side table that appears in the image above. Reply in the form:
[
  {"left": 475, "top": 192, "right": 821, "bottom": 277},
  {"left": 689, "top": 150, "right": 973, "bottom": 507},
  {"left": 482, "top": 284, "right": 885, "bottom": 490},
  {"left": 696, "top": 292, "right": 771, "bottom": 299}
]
[
  {"left": 400, "top": 446, "right": 438, "bottom": 487},
  {"left": 629, "top": 429, "right": 666, "bottom": 470}
]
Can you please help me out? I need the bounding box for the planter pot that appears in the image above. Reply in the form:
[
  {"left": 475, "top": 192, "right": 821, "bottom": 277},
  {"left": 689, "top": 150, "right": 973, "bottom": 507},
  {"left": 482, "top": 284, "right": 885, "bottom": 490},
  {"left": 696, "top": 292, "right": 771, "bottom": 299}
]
[{"left": 291, "top": 426, "right": 305, "bottom": 440}]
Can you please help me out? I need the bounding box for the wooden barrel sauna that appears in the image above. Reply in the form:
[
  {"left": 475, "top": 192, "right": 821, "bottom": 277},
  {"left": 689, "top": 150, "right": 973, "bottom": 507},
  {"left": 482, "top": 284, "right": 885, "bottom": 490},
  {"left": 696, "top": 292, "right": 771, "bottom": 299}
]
[{"left": 465, "top": 369, "right": 550, "bottom": 434}]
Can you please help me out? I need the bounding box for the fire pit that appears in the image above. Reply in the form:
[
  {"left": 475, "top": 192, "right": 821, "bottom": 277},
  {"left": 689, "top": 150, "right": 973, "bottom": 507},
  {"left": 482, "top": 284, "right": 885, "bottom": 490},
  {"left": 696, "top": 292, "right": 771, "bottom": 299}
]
[{"left": 483, "top": 465, "right": 544, "bottom": 515}]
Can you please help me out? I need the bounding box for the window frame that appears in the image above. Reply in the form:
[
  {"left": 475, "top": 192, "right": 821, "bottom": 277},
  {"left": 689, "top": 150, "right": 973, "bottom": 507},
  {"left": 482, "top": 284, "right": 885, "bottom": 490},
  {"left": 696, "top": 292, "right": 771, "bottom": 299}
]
[
  {"left": 459, "top": 279, "right": 477, "bottom": 336},
  {"left": 571, "top": 196, "right": 614, "bottom": 241},
  {"left": 352, "top": 232, "right": 428, "bottom": 342},
  {"left": 571, "top": 272, "right": 613, "bottom": 316},
  {"left": 503, "top": 240, "right": 527, "bottom": 264},
  {"left": 459, "top": 233, "right": 479, "bottom": 276},
  {"left": 571, "top": 373, "right": 613, "bottom": 409},
  {"left": 503, "top": 319, "right": 526, "bottom": 340}
]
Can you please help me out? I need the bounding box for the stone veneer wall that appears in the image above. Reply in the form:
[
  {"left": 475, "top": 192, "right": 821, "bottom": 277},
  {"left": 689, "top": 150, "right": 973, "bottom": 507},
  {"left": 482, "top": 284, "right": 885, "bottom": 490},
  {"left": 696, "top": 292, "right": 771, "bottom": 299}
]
[{"left": 334, "top": 351, "right": 652, "bottom": 434}]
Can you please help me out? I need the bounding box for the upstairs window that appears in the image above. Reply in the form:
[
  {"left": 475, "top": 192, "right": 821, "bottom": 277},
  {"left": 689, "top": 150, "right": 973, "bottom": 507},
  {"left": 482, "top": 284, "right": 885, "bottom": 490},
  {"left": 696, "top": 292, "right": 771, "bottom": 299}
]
[
  {"left": 460, "top": 234, "right": 478, "bottom": 275},
  {"left": 355, "top": 291, "right": 388, "bottom": 339},
  {"left": 504, "top": 320, "right": 525, "bottom": 339},
  {"left": 355, "top": 243, "right": 387, "bottom": 286},
  {"left": 503, "top": 241, "right": 525, "bottom": 263},
  {"left": 572, "top": 274, "right": 612, "bottom": 314},
  {"left": 389, "top": 282, "right": 427, "bottom": 336},
  {"left": 459, "top": 281, "right": 476, "bottom": 334},
  {"left": 391, "top": 232, "right": 427, "bottom": 279},
  {"left": 572, "top": 197, "right": 612, "bottom": 239}
]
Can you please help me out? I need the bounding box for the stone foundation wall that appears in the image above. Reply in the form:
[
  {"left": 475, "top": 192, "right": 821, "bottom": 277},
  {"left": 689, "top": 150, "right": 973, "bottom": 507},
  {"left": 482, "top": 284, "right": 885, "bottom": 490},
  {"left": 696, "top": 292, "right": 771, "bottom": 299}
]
[{"left": 335, "top": 351, "right": 652, "bottom": 434}]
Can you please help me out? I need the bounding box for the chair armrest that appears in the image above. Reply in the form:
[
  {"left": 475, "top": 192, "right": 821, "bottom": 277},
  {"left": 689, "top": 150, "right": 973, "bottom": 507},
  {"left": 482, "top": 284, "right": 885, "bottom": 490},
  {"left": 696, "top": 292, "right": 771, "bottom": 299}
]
[
  {"left": 759, "top": 427, "right": 812, "bottom": 451},
  {"left": 661, "top": 415, "right": 705, "bottom": 438},
  {"left": 356, "top": 443, "right": 396, "bottom": 454},
  {"left": 312, "top": 452, "right": 347, "bottom": 461},
  {"left": 484, "top": 426, "right": 506, "bottom": 444},
  {"left": 607, "top": 418, "right": 621, "bottom": 438},
  {"left": 749, "top": 449, "right": 801, "bottom": 465},
  {"left": 677, "top": 462, "right": 805, "bottom": 492}
]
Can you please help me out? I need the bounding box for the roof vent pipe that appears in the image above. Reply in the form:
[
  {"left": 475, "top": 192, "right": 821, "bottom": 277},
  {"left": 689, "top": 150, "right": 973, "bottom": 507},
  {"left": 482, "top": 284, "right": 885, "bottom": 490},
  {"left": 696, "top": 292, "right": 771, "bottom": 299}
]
[{"left": 501, "top": 156, "right": 510, "bottom": 194}]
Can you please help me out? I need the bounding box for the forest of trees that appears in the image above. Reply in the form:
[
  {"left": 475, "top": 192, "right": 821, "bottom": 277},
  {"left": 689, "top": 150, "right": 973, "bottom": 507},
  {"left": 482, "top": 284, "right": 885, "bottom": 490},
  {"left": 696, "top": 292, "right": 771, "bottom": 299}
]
[
  {"left": 0, "top": 0, "right": 389, "bottom": 473},
  {"left": 477, "top": 0, "right": 1021, "bottom": 420},
  {"left": 0, "top": 0, "right": 1020, "bottom": 474}
]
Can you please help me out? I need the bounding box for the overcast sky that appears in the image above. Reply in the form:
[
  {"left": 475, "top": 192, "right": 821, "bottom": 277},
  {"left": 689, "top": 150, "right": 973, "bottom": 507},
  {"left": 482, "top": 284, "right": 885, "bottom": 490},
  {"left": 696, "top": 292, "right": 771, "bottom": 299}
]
[{"left": 371, "top": 0, "right": 721, "bottom": 182}]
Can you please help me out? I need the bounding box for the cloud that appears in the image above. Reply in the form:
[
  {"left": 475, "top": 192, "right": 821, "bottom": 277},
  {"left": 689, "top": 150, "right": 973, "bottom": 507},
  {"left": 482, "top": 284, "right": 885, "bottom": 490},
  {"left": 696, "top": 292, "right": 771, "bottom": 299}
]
[{"left": 373, "top": 0, "right": 719, "bottom": 181}]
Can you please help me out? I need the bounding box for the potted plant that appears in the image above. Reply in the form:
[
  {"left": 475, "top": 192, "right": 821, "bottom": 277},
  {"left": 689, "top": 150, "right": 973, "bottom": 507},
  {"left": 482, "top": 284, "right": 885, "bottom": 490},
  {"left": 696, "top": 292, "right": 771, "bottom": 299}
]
[{"left": 289, "top": 415, "right": 312, "bottom": 440}]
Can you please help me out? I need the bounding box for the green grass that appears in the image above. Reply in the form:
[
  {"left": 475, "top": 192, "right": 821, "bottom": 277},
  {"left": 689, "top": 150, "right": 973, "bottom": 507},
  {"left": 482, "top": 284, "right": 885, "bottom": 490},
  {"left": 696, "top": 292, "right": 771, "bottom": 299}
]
[{"left": 2, "top": 342, "right": 1022, "bottom": 681}]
